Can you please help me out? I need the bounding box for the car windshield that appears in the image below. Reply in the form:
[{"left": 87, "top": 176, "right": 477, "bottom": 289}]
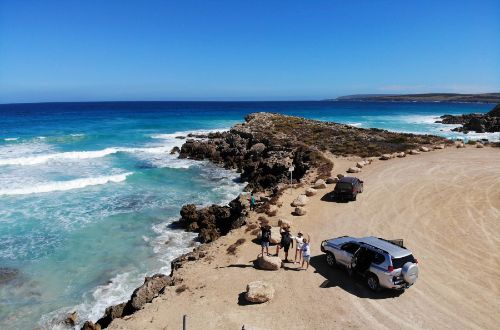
[
  {"left": 336, "top": 182, "right": 352, "bottom": 190},
  {"left": 392, "top": 254, "right": 415, "bottom": 269}
]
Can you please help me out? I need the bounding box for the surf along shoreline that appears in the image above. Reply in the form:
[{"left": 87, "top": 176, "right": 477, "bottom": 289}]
[{"left": 80, "top": 112, "right": 494, "bottom": 329}]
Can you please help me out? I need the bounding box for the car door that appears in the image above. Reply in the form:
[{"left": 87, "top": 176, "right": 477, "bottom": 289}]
[{"left": 337, "top": 242, "right": 360, "bottom": 266}]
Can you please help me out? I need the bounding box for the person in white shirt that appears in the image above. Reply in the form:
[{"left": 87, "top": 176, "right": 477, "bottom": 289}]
[
  {"left": 301, "top": 234, "right": 311, "bottom": 270},
  {"left": 294, "top": 232, "right": 304, "bottom": 264}
]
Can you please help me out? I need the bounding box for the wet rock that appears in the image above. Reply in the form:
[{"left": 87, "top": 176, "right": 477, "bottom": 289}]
[
  {"left": 82, "top": 321, "right": 101, "bottom": 330},
  {"left": 245, "top": 281, "right": 275, "bottom": 303},
  {"left": 64, "top": 311, "right": 78, "bottom": 326},
  {"left": 96, "top": 303, "right": 126, "bottom": 328},
  {"left": 170, "top": 146, "right": 180, "bottom": 154},
  {"left": 257, "top": 255, "right": 282, "bottom": 270}
]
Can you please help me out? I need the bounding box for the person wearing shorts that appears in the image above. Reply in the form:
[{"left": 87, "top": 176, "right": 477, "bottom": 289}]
[
  {"left": 294, "top": 232, "right": 304, "bottom": 264},
  {"left": 260, "top": 225, "right": 271, "bottom": 256},
  {"left": 275, "top": 227, "right": 293, "bottom": 262},
  {"left": 301, "top": 235, "right": 311, "bottom": 270}
]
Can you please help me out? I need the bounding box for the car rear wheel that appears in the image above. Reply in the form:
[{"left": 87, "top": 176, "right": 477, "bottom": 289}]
[
  {"left": 366, "top": 274, "right": 380, "bottom": 292},
  {"left": 326, "top": 252, "right": 336, "bottom": 267}
]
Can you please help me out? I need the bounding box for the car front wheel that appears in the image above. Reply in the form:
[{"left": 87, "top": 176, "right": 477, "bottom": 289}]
[
  {"left": 367, "top": 274, "right": 380, "bottom": 292},
  {"left": 326, "top": 252, "right": 336, "bottom": 267}
]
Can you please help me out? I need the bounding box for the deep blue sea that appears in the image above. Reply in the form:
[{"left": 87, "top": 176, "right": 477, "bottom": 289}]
[{"left": 0, "top": 101, "right": 496, "bottom": 329}]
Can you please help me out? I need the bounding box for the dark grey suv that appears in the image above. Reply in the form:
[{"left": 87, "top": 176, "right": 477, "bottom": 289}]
[{"left": 333, "top": 177, "right": 363, "bottom": 201}]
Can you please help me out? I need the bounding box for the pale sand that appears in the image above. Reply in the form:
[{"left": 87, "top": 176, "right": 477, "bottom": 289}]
[{"left": 109, "top": 147, "right": 500, "bottom": 330}]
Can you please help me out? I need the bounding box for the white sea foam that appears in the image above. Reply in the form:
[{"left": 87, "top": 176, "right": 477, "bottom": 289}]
[
  {"left": 347, "top": 122, "right": 363, "bottom": 127},
  {"left": 4, "top": 137, "right": 19, "bottom": 141},
  {"left": 0, "top": 172, "right": 132, "bottom": 196}
]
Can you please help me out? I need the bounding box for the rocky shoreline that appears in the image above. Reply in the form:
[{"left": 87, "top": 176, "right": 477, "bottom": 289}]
[
  {"left": 436, "top": 104, "right": 500, "bottom": 134},
  {"left": 80, "top": 112, "right": 451, "bottom": 329}
]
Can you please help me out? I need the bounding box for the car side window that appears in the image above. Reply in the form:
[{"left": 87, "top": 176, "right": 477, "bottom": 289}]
[
  {"left": 341, "top": 242, "right": 359, "bottom": 254},
  {"left": 373, "top": 252, "right": 385, "bottom": 264}
]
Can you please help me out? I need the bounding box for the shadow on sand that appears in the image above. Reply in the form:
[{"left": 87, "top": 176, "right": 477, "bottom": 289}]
[
  {"left": 320, "top": 192, "right": 349, "bottom": 203},
  {"left": 310, "top": 255, "right": 403, "bottom": 299}
]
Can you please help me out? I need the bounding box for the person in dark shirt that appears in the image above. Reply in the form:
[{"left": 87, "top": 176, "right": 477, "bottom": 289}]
[
  {"left": 275, "top": 227, "right": 293, "bottom": 262},
  {"left": 260, "top": 225, "right": 271, "bottom": 256}
]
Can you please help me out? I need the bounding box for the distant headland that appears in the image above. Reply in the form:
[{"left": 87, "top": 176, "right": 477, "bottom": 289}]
[{"left": 327, "top": 93, "right": 500, "bottom": 103}]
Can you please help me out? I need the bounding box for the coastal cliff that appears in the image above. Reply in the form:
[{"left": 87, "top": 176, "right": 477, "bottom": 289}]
[{"left": 81, "top": 112, "right": 450, "bottom": 329}]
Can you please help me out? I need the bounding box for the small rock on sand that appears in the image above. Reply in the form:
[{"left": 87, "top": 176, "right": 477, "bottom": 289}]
[
  {"left": 294, "top": 207, "right": 307, "bottom": 216},
  {"left": 313, "top": 179, "right": 327, "bottom": 189},
  {"left": 245, "top": 281, "right": 275, "bottom": 303},
  {"left": 396, "top": 152, "right": 406, "bottom": 158},
  {"left": 347, "top": 167, "right": 361, "bottom": 173},
  {"left": 456, "top": 142, "right": 465, "bottom": 148},
  {"left": 409, "top": 149, "right": 421, "bottom": 155},
  {"left": 291, "top": 194, "right": 309, "bottom": 207},
  {"left": 257, "top": 255, "right": 282, "bottom": 271},
  {"left": 434, "top": 144, "right": 445, "bottom": 149},
  {"left": 356, "top": 161, "right": 365, "bottom": 168},
  {"left": 326, "top": 177, "right": 338, "bottom": 184},
  {"left": 476, "top": 143, "right": 484, "bottom": 148},
  {"left": 305, "top": 187, "right": 317, "bottom": 196},
  {"left": 277, "top": 219, "right": 291, "bottom": 229},
  {"left": 337, "top": 173, "right": 344, "bottom": 179},
  {"left": 380, "top": 154, "right": 391, "bottom": 160},
  {"left": 419, "top": 146, "right": 430, "bottom": 152}
]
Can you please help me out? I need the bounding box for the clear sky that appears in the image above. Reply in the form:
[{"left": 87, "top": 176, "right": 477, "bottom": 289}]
[{"left": 1, "top": 0, "right": 499, "bottom": 103}]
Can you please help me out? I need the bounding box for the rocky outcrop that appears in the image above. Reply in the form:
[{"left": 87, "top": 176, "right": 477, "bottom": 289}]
[
  {"left": 257, "top": 255, "right": 282, "bottom": 270},
  {"left": 245, "top": 281, "right": 275, "bottom": 303},
  {"left": 438, "top": 104, "right": 500, "bottom": 133},
  {"left": 82, "top": 321, "right": 101, "bottom": 330},
  {"left": 177, "top": 195, "right": 248, "bottom": 243}
]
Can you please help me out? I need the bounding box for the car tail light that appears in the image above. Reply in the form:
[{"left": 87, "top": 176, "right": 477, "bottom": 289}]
[{"left": 388, "top": 265, "right": 394, "bottom": 272}]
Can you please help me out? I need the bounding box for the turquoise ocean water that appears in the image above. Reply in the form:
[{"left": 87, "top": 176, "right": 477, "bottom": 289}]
[{"left": 0, "top": 101, "right": 496, "bottom": 329}]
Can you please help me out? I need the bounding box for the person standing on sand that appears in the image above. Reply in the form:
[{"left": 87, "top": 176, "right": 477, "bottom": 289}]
[
  {"left": 301, "top": 234, "right": 311, "bottom": 270},
  {"left": 275, "top": 227, "right": 293, "bottom": 262},
  {"left": 249, "top": 193, "right": 256, "bottom": 211},
  {"left": 294, "top": 232, "right": 304, "bottom": 264},
  {"left": 260, "top": 224, "right": 271, "bottom": 256}
]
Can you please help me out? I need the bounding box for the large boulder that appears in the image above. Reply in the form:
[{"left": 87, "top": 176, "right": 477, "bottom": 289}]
[
  {"left": 294, "top": 207, "right": 307, "bottom": 216},
  {"left": 63, "top": 311, "right": 78, "bottom": 327},
  {"left": 257, "top": 255, "right": 282, "bottom": 270},
  {"left": 256, "top": 226, "right": 281, "bottom": 244},
  {"left": 96, "top": 303, "right": 126, "bottom": 328},
  {"left": 245, "top": 281, "right": 275, "bottom": 303},
  {"left": 305, "top": 187, "right": 317, "bottom": 197},
  {"left": 313, "top": 179, "right": 327, "bottom": 189},
  {"left": 291, "top": 194, "right": 309, "bottom": 207},
  {"left": 347, "top": 167, "right": 361, "bottom": 173}
]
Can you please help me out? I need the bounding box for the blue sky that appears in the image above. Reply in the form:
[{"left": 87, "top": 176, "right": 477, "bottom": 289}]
[{"left": 0, "top": 0, "right": 499, "bottom": 103}]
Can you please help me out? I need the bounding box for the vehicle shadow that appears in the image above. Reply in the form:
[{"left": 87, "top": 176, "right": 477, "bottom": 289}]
[
  {"left": 310, "top": 255, "right": 403, "bottom": 299},
  {"left": 320, "top": 192, "right": 348, "bottom": 203}
]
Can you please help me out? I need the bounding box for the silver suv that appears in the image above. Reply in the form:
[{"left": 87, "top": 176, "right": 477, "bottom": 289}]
[{"left": 320, "top": 236, "right": 419, "bottom": 291}]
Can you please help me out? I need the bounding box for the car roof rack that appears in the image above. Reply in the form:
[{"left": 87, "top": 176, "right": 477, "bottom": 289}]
[{"left": 379, "top": 238, "right": 406, "bottom": 249}]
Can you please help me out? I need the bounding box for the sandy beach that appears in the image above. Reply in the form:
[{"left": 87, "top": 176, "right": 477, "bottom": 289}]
[{"left": 108, "top": 146, "right": 500, "bottom": 330}]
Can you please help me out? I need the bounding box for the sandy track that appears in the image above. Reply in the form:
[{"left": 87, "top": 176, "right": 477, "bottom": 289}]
[{"left": 110, "top": 147, "right": 500, "bottom": 330}]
